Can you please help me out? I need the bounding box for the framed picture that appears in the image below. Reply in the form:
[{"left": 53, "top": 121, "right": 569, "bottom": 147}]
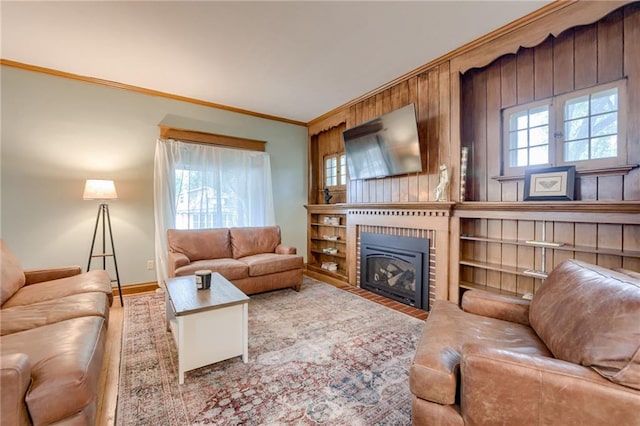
[{"left": 523, "top": 166, "right": 576, "bottom": 201}]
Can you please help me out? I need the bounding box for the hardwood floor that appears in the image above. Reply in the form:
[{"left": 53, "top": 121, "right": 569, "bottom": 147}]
[
  {"left": 96, "top": 298, "right": 124, "bottom": 426},
  {"left": 95, "top": 281, "right": 427, "bottom": 424}
]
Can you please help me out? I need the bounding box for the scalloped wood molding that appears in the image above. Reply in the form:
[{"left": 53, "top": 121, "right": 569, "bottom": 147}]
[{"left": 451, "top": 1, "right": 631, "bottom": 74}]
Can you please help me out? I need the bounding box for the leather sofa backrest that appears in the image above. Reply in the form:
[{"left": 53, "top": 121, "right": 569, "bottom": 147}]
[
  {"left": 530, "top": 259, "right": 640, "bottom": 390},
  {"left": 167, "top": 228, "right": 232, "bottom": 261},
  {"left": 0, "top": 239, "right": 26, "bottom": 306},
  {"left": 230, "top": 226, "right": 280, "bottom": 259}
]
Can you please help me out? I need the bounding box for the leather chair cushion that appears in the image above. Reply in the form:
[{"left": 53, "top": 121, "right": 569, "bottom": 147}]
[
  {"left": 167, "top": 228, "right": 232, "bottom": 261},
  {"left": 0, "top": 240, "right": 26, "bottom": 306},
  {"left": 175, "top": 258, "right": 248, "bottom": 281},
  {"left": 1, "top": 292, "right": 110, "bottom": 336},
  {"left": 230, "top": 226, "right": 280, "bottom": 259},
  {"left": 2, "top": 270, "right": 112, "bottom": 308},
  {"left": 530, "top": 259, "right": 640, "bottom": 390},
  {"left": 0, "top": 317, "right": 106, "bottom": 425},
  {"left": 410, "top": 300, "right": 550, "bottom": 405},
  {"left": 240, "top": 253, "right": 303, "bottom": 277}
]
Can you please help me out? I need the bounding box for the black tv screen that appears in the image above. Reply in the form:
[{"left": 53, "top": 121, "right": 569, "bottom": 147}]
[{"left": 343, "top": 104, "right": 422, "bottom": 180}]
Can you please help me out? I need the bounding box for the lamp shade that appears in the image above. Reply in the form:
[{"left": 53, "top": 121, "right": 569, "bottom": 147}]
[{"left": 83, "top": 179, "right": 118, "bottom": 200}]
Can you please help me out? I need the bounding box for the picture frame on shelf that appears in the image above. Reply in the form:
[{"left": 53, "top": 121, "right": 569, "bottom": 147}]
[{"left": 523, "top": 166, "right": 576, "bottom": 201}]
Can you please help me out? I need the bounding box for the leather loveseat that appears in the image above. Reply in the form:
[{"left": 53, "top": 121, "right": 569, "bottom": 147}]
[
  {"left": 167, "top": 225, "right": 303, "bottom": 295},
  {"left": 0, "top": 240, "right": 113, "bottom": 425},
  {"left": 410, "top": 259, "right": 640, "bottom": 425}
]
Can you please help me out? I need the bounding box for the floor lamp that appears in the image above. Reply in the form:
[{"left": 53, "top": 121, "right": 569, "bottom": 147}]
[{"left": 84, "top": 179, "right": 123, "bottom": 306}]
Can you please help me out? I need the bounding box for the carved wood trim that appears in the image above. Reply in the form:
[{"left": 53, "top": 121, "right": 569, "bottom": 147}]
[
  {"left": 159, "top": 125, "right": 266, "bottom": 151},
  {"left": 451, "top": 1, "right": 631, "bottom": 74}
]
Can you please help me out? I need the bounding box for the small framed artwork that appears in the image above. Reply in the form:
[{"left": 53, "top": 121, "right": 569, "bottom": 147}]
[{"left": 523, "top": 166, "right": 576, "bottom": 201}]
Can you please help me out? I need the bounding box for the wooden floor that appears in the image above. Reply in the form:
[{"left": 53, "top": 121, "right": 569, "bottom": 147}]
[
  {"left": 96, "top": 297, "right": 125, "bottom": 426},
  {"left": 95, "top": 282, "right": 427, "bottom": 424}
]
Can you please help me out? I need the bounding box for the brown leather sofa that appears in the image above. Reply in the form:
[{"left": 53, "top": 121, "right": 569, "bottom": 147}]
[
  {"left": 167, "top": 225, "right": 303, "bottom": 295},
  {"left": 410, "top": 259, "right": 640, "bottom": 425},
  {"left": 0, "top": 240, "right": 113, "bottom": 425}
]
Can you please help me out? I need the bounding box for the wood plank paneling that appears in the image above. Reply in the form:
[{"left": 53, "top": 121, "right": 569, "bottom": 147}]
[
  {"left": 573, "top": 25, "right": 598, "bottom": 90},
  {"left": 534, "top": 37, "right": 554, "bottom": 100},
  {"left": 624, "top": 4, "right": 640, "bottom": 200},
  {"left": 471, "top": 70, "right": 488, "bottom": 202},
  {"left": 597, "top": 9, "right": 625, "bottom": 83},
  {"left": 486, "top": 63, "right": 502, "bottom": 201},
  {"left": 427, "top": 68, "right": 441, "bottom": 200},
  {"left": 553, "top": 30, "right": 575, "bottom": 95},
  {"left": 516, "top": 47, "right": 535, "bottom": 104}
]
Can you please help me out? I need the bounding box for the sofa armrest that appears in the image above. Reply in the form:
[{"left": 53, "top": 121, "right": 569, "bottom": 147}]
[
  {"left": 461, "top": 344, "right": 640, "bottom": 425},
  {"left": 461, "top": 290, "right": 530, "bottom": 326},
  {"left": 167, "top": 252, "right": 190, "bottom": 278},
  {"left": 24, "top": 266, "right": 82, "bottom": 285},
  {"left": 1, "top": 353, "right": 32, "bottom": 426},
  {"left": 275, "top": 244, "right": 297, "bottom": 255}
]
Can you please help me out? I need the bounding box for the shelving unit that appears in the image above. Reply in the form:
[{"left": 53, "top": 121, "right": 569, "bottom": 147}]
[
  {"left": 455, "top": 202, "right": 640, "bottom": 299},
  {"left": 305, "top": 205, "right": 349, "bottom": 285}
]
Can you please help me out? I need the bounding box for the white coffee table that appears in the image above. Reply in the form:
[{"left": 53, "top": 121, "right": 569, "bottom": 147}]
[{"left": 165, "top": 273, "right": 249, "bottom": 384}]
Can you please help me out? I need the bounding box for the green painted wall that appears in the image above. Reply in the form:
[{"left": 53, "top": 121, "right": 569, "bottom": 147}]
[{"left": 1, "top": 66, "right": 308, "bottom": 285}]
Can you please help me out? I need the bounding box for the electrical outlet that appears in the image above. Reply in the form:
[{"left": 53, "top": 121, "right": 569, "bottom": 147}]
[{"left": 147, "top": 260, "right": 154, "bottom": 270}]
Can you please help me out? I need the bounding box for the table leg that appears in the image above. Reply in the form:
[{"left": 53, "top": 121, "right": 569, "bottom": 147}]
[{"left": 242, "top": 303, "right": 248, "bottom": 363}]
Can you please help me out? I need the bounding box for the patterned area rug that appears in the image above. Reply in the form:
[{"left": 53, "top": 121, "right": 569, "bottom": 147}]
[{"left": 116, "top": 277, "right": 424, "bottom": 425}]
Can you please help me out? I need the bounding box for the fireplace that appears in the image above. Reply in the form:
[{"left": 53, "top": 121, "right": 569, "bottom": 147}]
[{"left": 360, "top": 232, "right": 430, "bottom": 309}]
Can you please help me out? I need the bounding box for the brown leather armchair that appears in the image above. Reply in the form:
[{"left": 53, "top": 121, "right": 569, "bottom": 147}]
[{"left": 410, "top": 259, "right": 640, "bottom": 425}]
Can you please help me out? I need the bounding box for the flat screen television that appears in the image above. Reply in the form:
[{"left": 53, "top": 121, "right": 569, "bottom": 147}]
[{"left": 343, "top": 103, "right": 422, "bottom": 180}]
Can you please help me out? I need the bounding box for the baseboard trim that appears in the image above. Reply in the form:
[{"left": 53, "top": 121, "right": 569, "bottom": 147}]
[{"left": 114, "top": 282, "right": 159, "bottom": 297}]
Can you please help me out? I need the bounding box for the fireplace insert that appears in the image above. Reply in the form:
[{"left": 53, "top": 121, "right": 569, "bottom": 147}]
[{"left": 360, "top": 232, "right": 430, "bottom": 309}]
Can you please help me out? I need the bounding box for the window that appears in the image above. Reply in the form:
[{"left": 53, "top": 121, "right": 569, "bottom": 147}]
[
  {"left": 503, "top": 80, "right": 626, "bottom": 175},
  {"left": 324, "top": 153, "right": 346, "bottom": 188}
]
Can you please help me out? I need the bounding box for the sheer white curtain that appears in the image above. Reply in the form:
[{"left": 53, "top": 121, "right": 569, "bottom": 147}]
[{"left": 154, "top": 138, "right": 275, "bottom": 286}]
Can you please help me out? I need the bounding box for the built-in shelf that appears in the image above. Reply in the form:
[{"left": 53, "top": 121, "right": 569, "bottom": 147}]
[
  {"left": 306, "top": 205, "right": 349, "bottom": 285},
  {"left": 460, "top": 236, "right": 640, "bottom": 258},
  {"left": 457, "top": 205, "right": 640, "bottom": 301},
  {"left": 310, "top": 249, "right": 347, "bottom": 259},
  {"left": 459, "top": 281, "right": 518, "bottom": 297}
]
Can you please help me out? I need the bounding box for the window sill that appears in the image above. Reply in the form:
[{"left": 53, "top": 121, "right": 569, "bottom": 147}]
[{"left": 492, "top": 164, "right": 638, "bottom": 182}]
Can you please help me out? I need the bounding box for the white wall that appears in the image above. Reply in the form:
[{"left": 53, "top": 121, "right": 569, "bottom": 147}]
[{"left": 1, "top": 66, "right": 308, "bottom": 286}]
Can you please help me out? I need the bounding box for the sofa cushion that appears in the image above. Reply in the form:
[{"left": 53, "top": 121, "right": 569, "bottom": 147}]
[
  {"left": 240, "top": 253, "right": 303, "bottom": 277},
  {"left": 230, "top": 226, "right": 280, "bottom": 259},
  {"left": 410, "top": 300, "right": 550, "bottom": 405},
  {"left": 0, "top": 292, "right": 110, "bottom": 336},
  {"left": 1, "top": 270, "right": 112, "bottom": 308},
  {"left": 0, "top": 316, "right": 106, "bottom": 425},
  {"left": 168, "top": 228, "right": 232, "bottom": 261},
  {"left": 174, "top": 258, "right": 248, "bottom": 281},
  {"left": 530, "top": 259, "right": 640, "bottom": 390},
  {"left": 1, "top": 240, "right": 26, "bottom": 306}
]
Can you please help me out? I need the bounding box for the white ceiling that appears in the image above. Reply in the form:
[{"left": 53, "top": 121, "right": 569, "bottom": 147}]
[{"left": 1, "top": 1, "right": 550, "bottom": 123}]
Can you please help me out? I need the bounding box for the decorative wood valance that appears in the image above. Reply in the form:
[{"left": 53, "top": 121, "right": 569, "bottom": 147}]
[
  {"left": 159, "top": 125, "right": 266, "bottom": 152},
  {"left": 451, "top": 1, "right": 631, "bottom": 74}
]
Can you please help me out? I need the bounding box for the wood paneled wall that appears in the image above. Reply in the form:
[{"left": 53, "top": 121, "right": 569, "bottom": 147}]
[
  {"left": 309, "top": 124, "right": 347, "bottom": 204},
  {"left": 344, "top": 64, "right": 451, "bottom": 204},
  {"left": 461, "top": 3, "right": 640, "bottom": 202}
]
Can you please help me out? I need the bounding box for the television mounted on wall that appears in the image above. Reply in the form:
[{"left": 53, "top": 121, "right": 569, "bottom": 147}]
[{"left": 342, "top": 103, "right": 422, "bottom": 180}]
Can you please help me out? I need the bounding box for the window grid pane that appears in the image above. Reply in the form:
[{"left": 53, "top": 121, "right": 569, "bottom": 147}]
[
  {"left": 339, "top": 155, "right": 347, "bottom": 185},
  {"left": 563, "top": 87, "right": 618, "bottom": 162},
  {"left": 507, "top": 105, "right": 550, "bottom": 167},
  {"left": 325, "top": 157, "right": 337, "bottom": 187}
]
